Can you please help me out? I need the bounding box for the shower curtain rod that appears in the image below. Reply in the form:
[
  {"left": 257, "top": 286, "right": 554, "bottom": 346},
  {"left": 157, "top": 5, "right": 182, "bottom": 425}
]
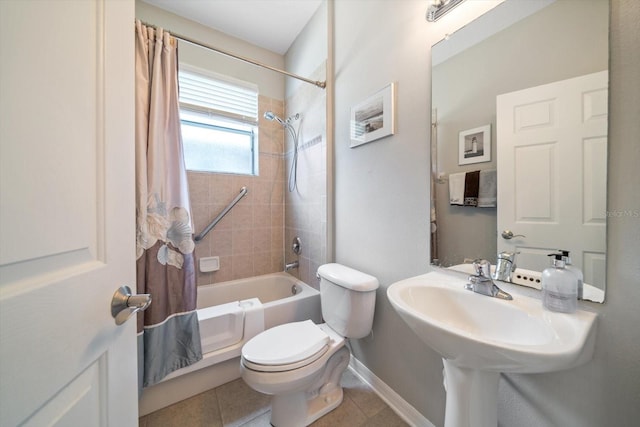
[{"left": 139, "top": 21, "right": 327, "bottom": 89}]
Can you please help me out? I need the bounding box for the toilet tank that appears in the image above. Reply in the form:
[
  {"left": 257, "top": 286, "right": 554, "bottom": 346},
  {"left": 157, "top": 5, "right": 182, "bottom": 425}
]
[{"left": 316, "top": 263, "right": 379, "bottom": 339}]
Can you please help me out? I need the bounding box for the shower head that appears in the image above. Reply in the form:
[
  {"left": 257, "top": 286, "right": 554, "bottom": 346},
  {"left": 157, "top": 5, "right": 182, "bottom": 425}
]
[
  {"left": 264, "top": 111, "right": 300, "bottom": 127},
  {"left": 264, "top": 111, "right": 286, "bottom": 126},
  {"left": 285, "top": 113, "right": 300, "bottom": 124},
  {"left": 263, "top": 111, "right": 302, "bottom": 193}
]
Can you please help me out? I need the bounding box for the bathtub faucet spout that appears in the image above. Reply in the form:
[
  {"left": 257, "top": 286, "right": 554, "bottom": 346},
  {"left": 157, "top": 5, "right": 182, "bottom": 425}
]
[{"left": 285, "top": 261, "right": 299, "bottom": 272}]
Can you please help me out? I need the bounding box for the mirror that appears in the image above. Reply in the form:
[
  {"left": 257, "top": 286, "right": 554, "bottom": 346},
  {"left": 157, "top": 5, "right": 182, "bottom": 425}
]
[{"left": 430, "top": 0, "right": 609, "bottom": 302}]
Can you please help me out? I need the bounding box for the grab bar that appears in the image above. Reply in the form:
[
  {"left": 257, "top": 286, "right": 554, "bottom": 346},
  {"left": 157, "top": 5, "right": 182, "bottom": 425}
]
[{"left": 194, "top": 186, "right": 248, "bottom": 242}]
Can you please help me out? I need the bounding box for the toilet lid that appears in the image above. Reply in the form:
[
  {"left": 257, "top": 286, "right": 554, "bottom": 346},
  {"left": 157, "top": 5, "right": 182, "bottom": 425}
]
[{"left": 242, "top": 320, "right": 329, "bottom": 366}]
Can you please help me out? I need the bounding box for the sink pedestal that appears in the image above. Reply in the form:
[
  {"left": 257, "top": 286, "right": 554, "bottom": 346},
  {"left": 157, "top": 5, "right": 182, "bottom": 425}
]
[
  {"left": 442, "top": 359, "right": 499, "bottom": 427},
  {"left": 387, "top": 272, "right": 598, "bottom": 427}
]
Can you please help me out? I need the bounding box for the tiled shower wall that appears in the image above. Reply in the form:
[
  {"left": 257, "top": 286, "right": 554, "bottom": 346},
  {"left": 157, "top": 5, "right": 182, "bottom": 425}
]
[
  {"left": 188, "top": 96, "right": 286, "bottom": 286},
  {"left": 285, "top": 63, "right": 328, "bottom": 287},
  {"left": 188, "top": 71, "right": 327, "bottom": 290}
]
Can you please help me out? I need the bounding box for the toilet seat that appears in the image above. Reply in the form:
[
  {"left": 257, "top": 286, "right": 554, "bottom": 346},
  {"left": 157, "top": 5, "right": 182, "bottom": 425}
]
[
  {"left": 242, "top": 320, "right": 330, "bottom": 372},
  {"left": 242, "top": 345, "right": 329, "bottom": 372}
]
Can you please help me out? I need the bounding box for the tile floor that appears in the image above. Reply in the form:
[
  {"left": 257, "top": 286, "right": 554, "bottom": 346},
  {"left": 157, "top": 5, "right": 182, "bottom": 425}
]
[{"left": 138, "top": 369, "right": 409, "bottom": 427}]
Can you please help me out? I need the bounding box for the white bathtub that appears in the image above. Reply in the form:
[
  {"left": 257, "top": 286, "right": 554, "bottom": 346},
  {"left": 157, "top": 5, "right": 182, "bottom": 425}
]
[
  {"left": 197, "top": 272, "right": 321, "bottom": 330},
  {"left": 139, "top": 272, "right": 321, "bottom": 416}
]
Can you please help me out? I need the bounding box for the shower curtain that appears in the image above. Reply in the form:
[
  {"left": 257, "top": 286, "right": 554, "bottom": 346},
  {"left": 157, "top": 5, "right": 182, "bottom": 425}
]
[{"left": 135, "top": 21, "right": 202, "bottom": 389}]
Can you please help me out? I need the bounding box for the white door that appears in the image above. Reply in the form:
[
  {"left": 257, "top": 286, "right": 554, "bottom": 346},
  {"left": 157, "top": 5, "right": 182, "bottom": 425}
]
[
  {"left": 496, "top": 71, "right": 608, "bottom": 288},
  {"left": 0, "top": 1, "right": 137, "bottom": 426}
]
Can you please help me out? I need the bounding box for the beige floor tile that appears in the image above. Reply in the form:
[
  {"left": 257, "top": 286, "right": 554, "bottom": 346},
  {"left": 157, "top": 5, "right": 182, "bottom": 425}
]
[
  {"left": 362, "top": 406, "right": 409, "bottom": 427},
  {"left": 142, "top": 388, "right": 222, "bottom": 427},
  {"left": 309, "top": 395, "right": 368, "bottom": 427},
  {"left": 340, "top": 370, "right": 388, "bottom": 418},
  {"left": 216, "top": 378, "right": 271, "bottom": 427},
  {"left": 237, "top": 410, "right": 272, "bottom": 427},
  {"left": 139, "top": 369, "right": 408, "bottom": 427}
]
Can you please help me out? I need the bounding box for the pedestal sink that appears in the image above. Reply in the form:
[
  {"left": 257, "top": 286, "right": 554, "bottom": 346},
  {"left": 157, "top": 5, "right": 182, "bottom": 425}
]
[{"left": 387, "top": 271, "right": 597, "bottom": 427}]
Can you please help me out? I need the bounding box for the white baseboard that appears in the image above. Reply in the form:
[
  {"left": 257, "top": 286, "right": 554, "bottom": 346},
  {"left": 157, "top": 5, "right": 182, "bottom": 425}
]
[{"left": 348, "top": 356, "right": 435, "bottom": 427}]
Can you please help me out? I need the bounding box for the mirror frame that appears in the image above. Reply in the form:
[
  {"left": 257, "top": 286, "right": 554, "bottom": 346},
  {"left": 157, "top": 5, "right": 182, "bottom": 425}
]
[{"left": 429, "top": 0, "right": 609, "bottom": 302}]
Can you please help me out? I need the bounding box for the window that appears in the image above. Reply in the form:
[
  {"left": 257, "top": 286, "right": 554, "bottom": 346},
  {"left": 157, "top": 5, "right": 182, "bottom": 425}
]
[{"left": 178, "top": 66, "right": 259, "bottom": 175}]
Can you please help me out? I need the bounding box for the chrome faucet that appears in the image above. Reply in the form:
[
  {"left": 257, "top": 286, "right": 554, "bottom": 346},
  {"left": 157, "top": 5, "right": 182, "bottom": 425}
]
[
  {"left": 465, "top": 259, "right": 513, "bottom": 300},
  {"left": 285, "top": 260, "right": 299, "bottom": 272},
  {"left": 493, "top": 251, "right": 517, "bottom": 282}
]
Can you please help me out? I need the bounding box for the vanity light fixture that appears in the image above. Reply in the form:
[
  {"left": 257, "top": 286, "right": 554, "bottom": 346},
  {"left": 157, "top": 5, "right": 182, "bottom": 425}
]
[{"left": 426, "top": 0, "right": 465, "bottom": 22}]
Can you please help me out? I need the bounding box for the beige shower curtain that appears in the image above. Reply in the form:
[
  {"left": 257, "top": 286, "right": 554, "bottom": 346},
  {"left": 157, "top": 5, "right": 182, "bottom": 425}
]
[{"left": 135, "top": 21, "right": 202, "bottom": 389}]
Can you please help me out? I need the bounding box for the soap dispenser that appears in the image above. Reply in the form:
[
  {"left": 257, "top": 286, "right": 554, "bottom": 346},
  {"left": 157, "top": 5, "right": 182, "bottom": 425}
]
[
  {"left": 560, "top": 250, "right": 584, "bottom": 300},
  {"left": 542, "top": 253, "right": 577, "bottom": 313}
]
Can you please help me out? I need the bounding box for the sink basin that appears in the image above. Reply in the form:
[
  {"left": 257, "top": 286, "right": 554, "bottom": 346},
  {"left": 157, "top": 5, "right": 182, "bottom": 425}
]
[
  {"left": 388, "top": 271, "right": 597, "bottom": 373},
  {"left": 387, "top": 271, "right": 597, "bottom": 426}
]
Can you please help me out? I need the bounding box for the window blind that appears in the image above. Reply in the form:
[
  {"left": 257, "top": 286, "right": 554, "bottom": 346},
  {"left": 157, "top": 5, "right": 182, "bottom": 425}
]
[{"left": 178, "top": 68, "right": 258, "bottom": 124}]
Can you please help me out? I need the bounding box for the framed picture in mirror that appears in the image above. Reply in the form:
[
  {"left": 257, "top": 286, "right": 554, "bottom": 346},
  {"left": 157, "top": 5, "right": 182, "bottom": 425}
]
[{"left": 459, "top": 124, "right": 491, "bottom": 165}]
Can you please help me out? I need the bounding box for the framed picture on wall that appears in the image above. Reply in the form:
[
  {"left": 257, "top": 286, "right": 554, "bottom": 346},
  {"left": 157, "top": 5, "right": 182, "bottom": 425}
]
[
  {"left": 459, "top": 124, "right": 491, "bottom": 165},
  {"left": 350, "top": 83, "right": 396, "bottom": 148}
]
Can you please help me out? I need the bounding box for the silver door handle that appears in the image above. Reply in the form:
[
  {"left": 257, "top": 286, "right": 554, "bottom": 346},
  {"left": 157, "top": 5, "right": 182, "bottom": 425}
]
[
  {"left": 501, "top": 230, "right": 526, "bottom": 240},
  {"left": 111, "top": 285, "right": 152, "bottom": 326}
]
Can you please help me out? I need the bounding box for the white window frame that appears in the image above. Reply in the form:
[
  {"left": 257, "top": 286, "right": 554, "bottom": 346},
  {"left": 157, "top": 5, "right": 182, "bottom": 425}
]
[{"left": 178, "top": 64, "right": 259, "bottom": 175}]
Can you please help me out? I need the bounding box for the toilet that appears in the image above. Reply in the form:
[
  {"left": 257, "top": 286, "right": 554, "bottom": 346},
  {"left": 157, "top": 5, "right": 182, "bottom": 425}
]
[{"left": 240, "top": 263, "right": 379, "bottom": 427}]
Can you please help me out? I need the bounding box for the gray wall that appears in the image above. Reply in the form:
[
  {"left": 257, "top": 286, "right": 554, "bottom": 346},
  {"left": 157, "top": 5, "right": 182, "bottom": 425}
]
[
  {"left": 333, "top": 0, "right": 640, "bottom": 426},
  {"left": 334, "top": 0, "right": 444, "bottom": 423},
  {"left": 432, "top": 0, "right": 608, "bottom": 267}
]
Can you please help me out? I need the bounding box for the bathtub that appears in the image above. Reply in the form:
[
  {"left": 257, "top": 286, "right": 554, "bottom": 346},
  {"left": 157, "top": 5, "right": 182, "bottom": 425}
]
[{"left": 139, "top": 272, "right": 321, "bottom": 416}]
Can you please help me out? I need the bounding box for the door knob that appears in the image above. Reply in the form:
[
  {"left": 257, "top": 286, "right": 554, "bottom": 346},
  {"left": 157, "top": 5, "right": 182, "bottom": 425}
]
[
  {"left": 111, "top": 286, "right": 152, "bottom": 325},
  {"left": 501, "top": 230, "right": 526, "bottom": 240}
]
